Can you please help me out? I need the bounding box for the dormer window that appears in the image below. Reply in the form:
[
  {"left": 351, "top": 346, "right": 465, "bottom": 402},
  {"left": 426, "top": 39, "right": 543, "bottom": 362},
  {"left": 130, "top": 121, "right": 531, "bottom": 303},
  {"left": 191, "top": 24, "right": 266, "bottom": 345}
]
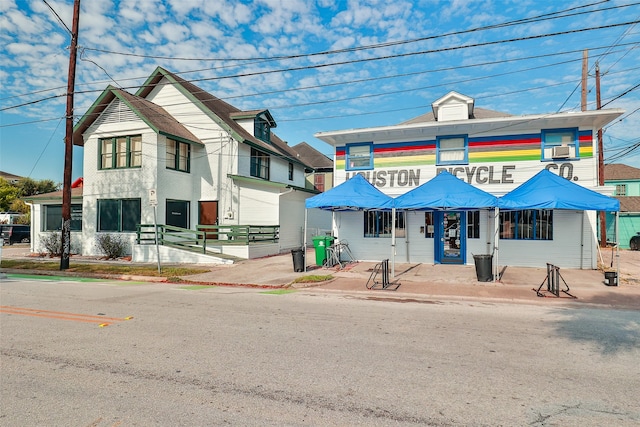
[{"left": 255, "top": 114, "right": 271, "bottom": 143}]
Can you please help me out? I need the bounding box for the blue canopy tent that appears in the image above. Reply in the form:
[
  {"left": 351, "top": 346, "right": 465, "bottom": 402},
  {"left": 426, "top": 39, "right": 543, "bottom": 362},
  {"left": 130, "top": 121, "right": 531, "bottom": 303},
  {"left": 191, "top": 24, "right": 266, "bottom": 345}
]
[
  {"left": 304, "top": 174, "right": 395, "bottom": 271},
  {"left": 394, "top": 170, "right": 499, "bottom": 277},
  {"left": 498, "top": 169, "right": 620, "bottom": 211},
  {"left": 498, "top": 169, "right": 621, "bottom": 276},
  {"left": 394, "top": 170, "right": 498, "bottom": 210},
  {"left": 305, "top": 173, "right": 395, "bottom": 211}
]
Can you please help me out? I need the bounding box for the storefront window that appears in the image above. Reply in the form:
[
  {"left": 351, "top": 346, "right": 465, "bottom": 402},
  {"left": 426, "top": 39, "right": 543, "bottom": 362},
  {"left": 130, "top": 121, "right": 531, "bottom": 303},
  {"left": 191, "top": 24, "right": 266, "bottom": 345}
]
[
  {"left": 467, "top": 211, "right": 480, "bottom": 238},
  {"left": 500, "top": 210, "right": 553, "bottom": 240},
  {"left": 364, "top": 210, "right": 405, "bottom": 238}
]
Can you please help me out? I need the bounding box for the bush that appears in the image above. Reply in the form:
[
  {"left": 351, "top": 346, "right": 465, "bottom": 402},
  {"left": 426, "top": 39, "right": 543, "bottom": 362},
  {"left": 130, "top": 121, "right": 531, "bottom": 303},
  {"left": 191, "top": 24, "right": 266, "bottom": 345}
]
[
  {"left": 95, "top": 234, "right": 128, "bottom": 259},
  {"left": 40, "top": 232, "right": 62, "bottom": 257}
]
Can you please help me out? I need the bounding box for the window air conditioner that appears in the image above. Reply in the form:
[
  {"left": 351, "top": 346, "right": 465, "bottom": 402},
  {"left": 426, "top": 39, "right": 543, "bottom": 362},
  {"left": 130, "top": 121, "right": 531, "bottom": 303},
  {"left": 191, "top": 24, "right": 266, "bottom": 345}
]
[{"left": 551, "top": 145, "right": 571, "bottom": 158}]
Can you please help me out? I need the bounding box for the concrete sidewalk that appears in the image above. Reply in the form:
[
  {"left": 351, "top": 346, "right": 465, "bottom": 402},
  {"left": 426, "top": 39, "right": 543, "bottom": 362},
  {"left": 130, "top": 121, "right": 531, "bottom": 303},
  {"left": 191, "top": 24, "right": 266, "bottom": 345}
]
[
  {"left": 182, "top": 248, "right": 640, "bottom": 309},
  {"left": 2, "top": 245, "right": 640, "bottom": 309}
]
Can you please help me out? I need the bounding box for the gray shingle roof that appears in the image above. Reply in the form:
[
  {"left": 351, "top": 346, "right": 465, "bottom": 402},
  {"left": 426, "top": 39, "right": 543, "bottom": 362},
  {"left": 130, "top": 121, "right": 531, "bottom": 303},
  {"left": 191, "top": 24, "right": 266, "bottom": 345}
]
[
  {"left": 291, "top": 142, "right": 333, "bottom": 170},
  {"left": 399, "top": 107, "right": 513, "bottom": 125},
  {"left": 605, "top": 164, "right": 640, "bottom": 180}
]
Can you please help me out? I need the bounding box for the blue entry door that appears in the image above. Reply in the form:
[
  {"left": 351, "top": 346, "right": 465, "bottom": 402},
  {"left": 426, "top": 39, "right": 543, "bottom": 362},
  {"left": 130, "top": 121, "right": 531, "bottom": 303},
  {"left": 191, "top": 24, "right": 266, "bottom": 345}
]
[{"left": 436, "top": 211, "right": 465, "bottom": 264}]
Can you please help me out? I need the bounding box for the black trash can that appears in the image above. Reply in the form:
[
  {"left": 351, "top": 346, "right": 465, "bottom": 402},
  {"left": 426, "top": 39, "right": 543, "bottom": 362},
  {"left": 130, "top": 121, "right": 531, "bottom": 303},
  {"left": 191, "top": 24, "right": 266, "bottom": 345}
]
[
  {"left": 291, "top": 248, "right": 305, "bottom": 272},
  {"left": 473, "top": 254, "right": 493, "bottom": 282}
]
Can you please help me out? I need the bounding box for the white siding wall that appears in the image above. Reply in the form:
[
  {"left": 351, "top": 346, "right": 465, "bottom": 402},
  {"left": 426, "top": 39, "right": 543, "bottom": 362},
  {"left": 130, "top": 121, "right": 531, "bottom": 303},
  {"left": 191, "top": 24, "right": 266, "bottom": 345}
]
[
  {"left": 497, "top": 210, "right": 596, "bottom": 269},
  {"left": 81, "top": 108, "right": 157, "bottom": 256}
]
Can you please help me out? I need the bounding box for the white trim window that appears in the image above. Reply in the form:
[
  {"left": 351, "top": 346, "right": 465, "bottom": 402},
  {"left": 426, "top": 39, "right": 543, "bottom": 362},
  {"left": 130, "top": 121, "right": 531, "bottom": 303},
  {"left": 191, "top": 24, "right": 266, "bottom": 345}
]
[
  {"left": 346, "top": 143, "right": 373, "bottom": 171},
  {"left": 437, "top": 135, "right": 468, "bottom": 165}
]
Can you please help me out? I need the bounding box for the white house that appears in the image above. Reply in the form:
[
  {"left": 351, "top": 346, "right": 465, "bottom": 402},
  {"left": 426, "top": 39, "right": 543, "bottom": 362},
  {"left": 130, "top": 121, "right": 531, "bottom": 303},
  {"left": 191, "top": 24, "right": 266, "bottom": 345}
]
[
  {"left": 28, "top": 67, "right": 330, "bottom": 263},
  {"left": 314, "top": 92, "right": 624, "bottom": 269}
]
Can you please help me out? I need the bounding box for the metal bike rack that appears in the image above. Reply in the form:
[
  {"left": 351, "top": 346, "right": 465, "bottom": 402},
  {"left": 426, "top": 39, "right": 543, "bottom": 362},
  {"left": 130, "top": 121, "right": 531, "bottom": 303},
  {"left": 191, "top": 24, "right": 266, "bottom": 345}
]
[
  {"left": 366, "top": 259, "right": 400, "bottom": 291},
  {"left": 534, "top": 263, "right": 575, "bottom": 298}
]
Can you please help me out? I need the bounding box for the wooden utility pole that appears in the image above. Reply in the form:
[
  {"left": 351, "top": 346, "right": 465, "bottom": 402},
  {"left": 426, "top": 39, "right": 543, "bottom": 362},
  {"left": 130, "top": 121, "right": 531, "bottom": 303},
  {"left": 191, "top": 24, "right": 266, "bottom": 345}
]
[
  {"left": 581, "top": 50, "right": 588, "bottom": 111},
  {"left": 60, "top": 0, "right": 81, "bottom": 270},
  {"left": 595, "top": 61, "right": 607, "bottom": 247}
]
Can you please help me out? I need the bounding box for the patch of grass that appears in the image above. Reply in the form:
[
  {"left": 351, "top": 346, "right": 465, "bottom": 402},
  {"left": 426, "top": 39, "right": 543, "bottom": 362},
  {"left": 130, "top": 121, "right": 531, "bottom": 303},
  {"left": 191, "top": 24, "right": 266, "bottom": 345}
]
[
  {"left": 291, "top": 274, "right": 333, "bottom": 284},
  {"left": 181, "top": 285, "right": 215, "bottom": 290},
  {"left": 0, "top": 259, "right": 209, "bottom": 277},
  {"left": 261, "top": 289, "right": 297, "bottom": 295}
]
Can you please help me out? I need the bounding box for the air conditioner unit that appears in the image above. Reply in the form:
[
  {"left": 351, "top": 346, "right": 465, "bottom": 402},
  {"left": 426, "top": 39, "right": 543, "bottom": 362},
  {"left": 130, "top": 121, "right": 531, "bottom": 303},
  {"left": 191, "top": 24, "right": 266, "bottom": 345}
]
[{"left": 552, "top": 145, "right": 571, "bottom": 158}]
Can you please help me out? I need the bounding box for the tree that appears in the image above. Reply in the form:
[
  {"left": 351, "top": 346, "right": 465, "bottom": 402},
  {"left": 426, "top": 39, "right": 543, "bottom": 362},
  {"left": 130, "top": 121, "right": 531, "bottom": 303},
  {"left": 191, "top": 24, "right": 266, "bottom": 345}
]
[
  {"left": 16, "top": 177, "right": 58, "bottom": 197},
  {"left": 0, "top": 178, "right": 19, "bottom": 211}
]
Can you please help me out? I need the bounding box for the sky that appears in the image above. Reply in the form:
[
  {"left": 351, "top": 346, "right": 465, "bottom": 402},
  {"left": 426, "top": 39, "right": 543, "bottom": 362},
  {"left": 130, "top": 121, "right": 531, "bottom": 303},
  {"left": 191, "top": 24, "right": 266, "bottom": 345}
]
[{"left": 1, "top": 0, "right": 639, "bottom": 184}]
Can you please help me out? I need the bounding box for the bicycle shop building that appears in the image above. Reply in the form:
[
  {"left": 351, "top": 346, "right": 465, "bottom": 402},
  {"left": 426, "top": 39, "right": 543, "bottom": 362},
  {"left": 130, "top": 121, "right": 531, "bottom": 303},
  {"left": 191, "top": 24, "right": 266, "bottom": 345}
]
[{"left": 312, "top": 92, "right": 623, "bottom": 269}]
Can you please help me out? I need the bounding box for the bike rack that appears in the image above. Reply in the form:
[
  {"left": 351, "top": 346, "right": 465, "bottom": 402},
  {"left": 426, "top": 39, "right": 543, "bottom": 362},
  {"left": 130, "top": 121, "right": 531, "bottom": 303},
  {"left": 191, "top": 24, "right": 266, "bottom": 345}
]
[
  {"left": 534, "top": 263, "right": 575, "bottom": 298},
  {"left": 366, "top": 259, "right": 400, "bottom": 291}
]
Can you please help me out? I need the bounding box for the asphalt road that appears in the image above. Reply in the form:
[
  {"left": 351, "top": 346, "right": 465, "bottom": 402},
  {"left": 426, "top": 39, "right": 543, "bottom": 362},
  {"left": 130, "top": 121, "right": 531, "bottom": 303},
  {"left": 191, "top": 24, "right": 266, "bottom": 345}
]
[{"left": 1, "top": 276, "right": 639, "bottom": 426}]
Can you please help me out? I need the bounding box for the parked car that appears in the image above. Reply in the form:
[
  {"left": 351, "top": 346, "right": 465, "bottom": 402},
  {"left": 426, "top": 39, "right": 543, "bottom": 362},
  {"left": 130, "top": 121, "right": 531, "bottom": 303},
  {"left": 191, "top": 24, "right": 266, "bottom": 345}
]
[
  {"left": 630, "top": 232, "right": 640, "bottom": 251},
  {"left": 0, "top": 224, "right": 30, "bottom": 245}
]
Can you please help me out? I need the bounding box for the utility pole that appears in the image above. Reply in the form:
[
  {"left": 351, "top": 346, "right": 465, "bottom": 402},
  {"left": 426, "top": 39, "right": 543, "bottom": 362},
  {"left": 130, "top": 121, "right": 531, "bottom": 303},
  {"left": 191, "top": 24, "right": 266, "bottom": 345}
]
[
  {"left": 60, "top": 0, "right": 81, "bottom": 270},
  {"left": 595, "top": 61, "right": 607, "bottom": 248},
  {"left": 581, "top": 50, "right": 588, "bottom": 111}
]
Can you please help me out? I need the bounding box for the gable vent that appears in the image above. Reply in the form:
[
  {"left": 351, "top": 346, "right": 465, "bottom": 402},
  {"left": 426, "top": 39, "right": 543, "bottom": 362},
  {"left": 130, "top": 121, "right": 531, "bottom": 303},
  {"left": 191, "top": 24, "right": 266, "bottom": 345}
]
[{"left": 94, "top": 99, "right": 140, "bottom": 126}]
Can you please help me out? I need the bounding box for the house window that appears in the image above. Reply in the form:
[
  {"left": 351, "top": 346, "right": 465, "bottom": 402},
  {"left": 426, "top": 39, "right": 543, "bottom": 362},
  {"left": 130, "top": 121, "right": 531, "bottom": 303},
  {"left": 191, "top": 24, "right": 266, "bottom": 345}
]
[
  {"left": 542, "top": 128, "right": 578, "bottom": 160},
  {"left": 500, "top": 209, "right": 553, "bottom": 240},
  {"left": 346, "top": 143, "right": 373, "bottom": 171},
  {"left": 314, "top": 174, "right": 325, "bottom": 192},
  {"left": 615, "top": 184, "right": 627, "bottom": 196},
  {"left": 97, "top": 198, "right": 141, "bottom": 232},
  {"left": 437, "top": 135, "right": 468, "bottom": 165},
  {"left": 43, "top": 204, "right": 82, "bottom": 231},
  {"left": 255, "top": 115, "right": 271, "bottom": 143},
  {"left": 166, "top": 139, "right": 190, "bottom": 172},
  {"left": 288, "top": 162, "right": 294, "bottom": 181},
  {"left": 99, "top": 135, "right": 142, "bottom": 169},
  {"left": 364, "top": 210, "right": 405, "bottom": 238},
  {"left": 467, "top": 211, "right": 480, "bottom": 239},
  {"left": 166, "top": 200, "right": 189, "bottom": 229},
  {"left": 424, "top": 212, "right": 435, "bottom": 238},
  {"left": 250, "top": 148, "right": 270, "bottom": 180}
]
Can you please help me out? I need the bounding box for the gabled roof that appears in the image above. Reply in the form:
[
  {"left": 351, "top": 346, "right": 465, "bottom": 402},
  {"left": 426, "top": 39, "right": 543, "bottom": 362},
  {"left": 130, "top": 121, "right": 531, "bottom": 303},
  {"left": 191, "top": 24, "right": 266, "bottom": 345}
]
[
  {"left": 0, "top": 171, "right": 23, "bottom": 182},
  {"left": 73, "top": 86, "right": 202, "bottom": 146},
  {"left": 291, "top": 142, "right": 333, "bottom": 170},
  {"left": 136, "top": 67, "right": 308, "bottom": 168},
  {"left": 605, "top": 164, "right": 640, "bottom": 181},
  {"left": 24, "top": 187, "right": 83, "bottom": 203},
  {"left": 617, "top": 196, "right": 640, "bottom": 213},
  {"left": 229, "top": 110, "right": 277, "bottom": 127},
  {"left": 400, "top": 107, "right": 512, "bottom": 125}
]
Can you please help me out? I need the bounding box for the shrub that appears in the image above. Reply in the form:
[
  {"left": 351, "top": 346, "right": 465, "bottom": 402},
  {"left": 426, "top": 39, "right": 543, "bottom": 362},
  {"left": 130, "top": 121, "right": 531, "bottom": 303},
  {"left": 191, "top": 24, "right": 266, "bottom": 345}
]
[
  {"left": 40, "top": 232, "right": 62, "bottom": 257},
  {"left": 95, "top": 234, "right": 128, "bottom": 259}
]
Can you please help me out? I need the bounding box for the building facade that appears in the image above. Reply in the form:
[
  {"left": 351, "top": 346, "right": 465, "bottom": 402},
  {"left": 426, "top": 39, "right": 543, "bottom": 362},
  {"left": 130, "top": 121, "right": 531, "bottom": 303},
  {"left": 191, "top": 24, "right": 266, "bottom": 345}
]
[
  {"left": 605, "top": 164, "right": 640, "bottom": 249},
  {"left": 314, "top": 92, "right": 623, "bottom": 269},
  {"left": 28, "top": 67, "right": 330, "bottom": 261}
]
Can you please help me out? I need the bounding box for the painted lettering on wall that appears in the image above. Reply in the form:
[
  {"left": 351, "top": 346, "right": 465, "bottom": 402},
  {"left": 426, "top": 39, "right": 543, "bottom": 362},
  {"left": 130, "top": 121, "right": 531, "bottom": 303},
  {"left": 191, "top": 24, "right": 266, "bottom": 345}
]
[
  {"left": 345, "top": 169, "right": 421, "bottom": 187},
  {"left": 545, "top": 162, "right": 579, "bottom": 181},
  {"left": 344, "top": 163, "right": 580, "bottom": 187},
  {"left": 436, "top": 165, "right": 516, "bottom": 184}
]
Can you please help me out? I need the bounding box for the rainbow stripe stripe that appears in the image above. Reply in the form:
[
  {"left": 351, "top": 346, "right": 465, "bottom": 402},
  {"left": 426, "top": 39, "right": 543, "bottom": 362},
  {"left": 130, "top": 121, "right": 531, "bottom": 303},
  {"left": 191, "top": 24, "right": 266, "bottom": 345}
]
[{"left": 336, "top": 131, "right": 593, "bottom": 169}]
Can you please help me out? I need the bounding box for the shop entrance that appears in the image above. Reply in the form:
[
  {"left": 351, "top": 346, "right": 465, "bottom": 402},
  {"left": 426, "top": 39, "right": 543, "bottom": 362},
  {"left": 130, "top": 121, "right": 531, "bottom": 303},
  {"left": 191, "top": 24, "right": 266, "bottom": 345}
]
[{"left": 437, "top": 211, "right": 465, "bottom": 264}]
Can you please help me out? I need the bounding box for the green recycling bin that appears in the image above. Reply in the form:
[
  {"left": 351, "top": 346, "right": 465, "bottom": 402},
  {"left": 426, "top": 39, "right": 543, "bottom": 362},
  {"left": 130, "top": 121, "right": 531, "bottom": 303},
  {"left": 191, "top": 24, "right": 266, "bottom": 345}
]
[{"left": 312, "top": 235, "right": 336, "bottom": 266}]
